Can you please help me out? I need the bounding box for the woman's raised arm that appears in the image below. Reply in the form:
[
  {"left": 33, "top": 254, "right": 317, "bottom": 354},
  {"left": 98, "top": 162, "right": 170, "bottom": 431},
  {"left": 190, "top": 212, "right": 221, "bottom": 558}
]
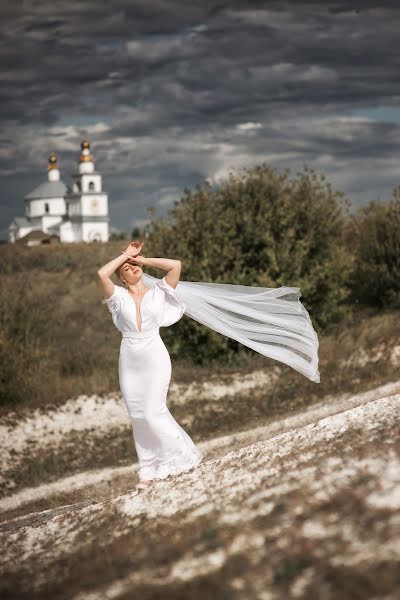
[
  {"left": 130, "top": 255, "right": 182, "bottom": 289},
  {"left": 96, "top": 241, "right": 143, "bottom": 298}
]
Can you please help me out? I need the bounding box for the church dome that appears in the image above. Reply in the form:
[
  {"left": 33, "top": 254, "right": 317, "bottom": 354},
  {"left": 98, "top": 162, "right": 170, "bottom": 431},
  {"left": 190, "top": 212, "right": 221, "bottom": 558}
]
[
  {"left": 25, "top": 151, "right": 66, "bottom": 199},
  {"left": 79, "top": 138, "right": 94, "bottom": 163},
  {"left": 48, "top": 151, "right": 59, "bottom": 170}
]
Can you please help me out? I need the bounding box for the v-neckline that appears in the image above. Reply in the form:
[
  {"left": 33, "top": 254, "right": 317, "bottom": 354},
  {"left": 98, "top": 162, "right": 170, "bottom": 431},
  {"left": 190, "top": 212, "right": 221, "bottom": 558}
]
[{"left": 126, "top": 288, "right": 151, "bottom": 332}]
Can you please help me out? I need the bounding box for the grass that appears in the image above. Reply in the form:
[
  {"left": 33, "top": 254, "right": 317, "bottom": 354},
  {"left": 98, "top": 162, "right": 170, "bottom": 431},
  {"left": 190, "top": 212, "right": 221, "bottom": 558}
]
[{"left": 0, "top": 241, "right": 399, "bottom": 413}]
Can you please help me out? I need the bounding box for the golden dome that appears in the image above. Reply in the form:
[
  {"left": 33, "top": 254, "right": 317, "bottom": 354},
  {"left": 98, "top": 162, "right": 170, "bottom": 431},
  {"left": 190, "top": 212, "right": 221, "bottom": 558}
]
[
  {"left": 79, "top": 153, "right": 94, "bottom": 162},
  {"left": 48, "top": 151, "right": 59, "bottom": 170},
  {"left": 79, "top": 138, "right": 94, "bottom": 162}
]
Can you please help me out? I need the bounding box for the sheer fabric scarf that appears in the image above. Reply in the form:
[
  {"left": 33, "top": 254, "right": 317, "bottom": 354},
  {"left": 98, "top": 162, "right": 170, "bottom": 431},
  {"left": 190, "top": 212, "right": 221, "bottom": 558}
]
[{"left": 143, "top": 273, "right": 321, "bottom": 383}]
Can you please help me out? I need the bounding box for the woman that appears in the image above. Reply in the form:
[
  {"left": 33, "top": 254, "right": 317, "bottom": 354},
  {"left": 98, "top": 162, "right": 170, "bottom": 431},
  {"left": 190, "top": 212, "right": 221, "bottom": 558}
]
[
  {"left": 97, "top": 240, "right": 203, "bottom": 490},
  {"left": 98, "top": 239, "right": 320, "bottom": 487}
]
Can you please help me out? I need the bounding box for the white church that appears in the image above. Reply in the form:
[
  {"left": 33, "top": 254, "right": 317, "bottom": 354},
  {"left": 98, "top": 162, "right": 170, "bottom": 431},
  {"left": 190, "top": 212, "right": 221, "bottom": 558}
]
[{"left": 8, "top": 139, "right": 109, "bottom": 243}]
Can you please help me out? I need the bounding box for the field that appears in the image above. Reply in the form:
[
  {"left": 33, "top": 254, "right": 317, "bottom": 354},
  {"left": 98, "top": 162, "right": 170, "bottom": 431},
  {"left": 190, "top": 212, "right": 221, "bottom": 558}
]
[
  {"left": 1, "top": 243, "right": 399, "bottom": 598},
  {"left": 1, "top": 379, "right": 399, "bottom": 599}
]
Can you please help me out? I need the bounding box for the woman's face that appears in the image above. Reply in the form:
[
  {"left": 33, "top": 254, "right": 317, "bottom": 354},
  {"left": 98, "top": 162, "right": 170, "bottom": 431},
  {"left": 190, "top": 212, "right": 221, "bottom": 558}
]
[{"left": 120, "top": 261, "right": 142, "bottom": 285}]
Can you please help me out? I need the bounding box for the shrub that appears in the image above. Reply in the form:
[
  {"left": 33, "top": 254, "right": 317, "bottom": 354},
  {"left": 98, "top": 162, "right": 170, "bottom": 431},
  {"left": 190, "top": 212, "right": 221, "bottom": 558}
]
[
  {"left": 149, "top": 163, "right": 353, "bottom": 364},
  {"left": 349, "top": 192, "right": 400, "bottom": 308}
]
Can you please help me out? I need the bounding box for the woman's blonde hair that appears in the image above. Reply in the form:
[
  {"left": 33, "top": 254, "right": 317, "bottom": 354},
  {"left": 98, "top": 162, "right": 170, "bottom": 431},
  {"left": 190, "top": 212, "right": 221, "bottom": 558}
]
[
  {"left": 115, "top": 263, "right": 126, "bottom": 283},
  {"left": 116, "top": 262, "right": 143, "bottom": 284},
  {"left": 116, "top": 240, "right": 144, "bottom": 283}
]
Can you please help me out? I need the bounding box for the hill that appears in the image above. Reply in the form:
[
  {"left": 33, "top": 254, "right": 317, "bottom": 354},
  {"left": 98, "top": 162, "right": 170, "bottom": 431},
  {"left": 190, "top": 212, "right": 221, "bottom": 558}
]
[{"left": 1, "top": 381, "right": 399, "bottom": 599}]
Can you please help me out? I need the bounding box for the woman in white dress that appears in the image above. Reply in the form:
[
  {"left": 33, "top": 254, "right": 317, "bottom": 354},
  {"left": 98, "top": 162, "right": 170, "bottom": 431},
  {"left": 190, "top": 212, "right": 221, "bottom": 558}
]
[
  {"left": 97, "top": 238, "right": 321, "bottom": 489},
  {"left": 96, "top": 240, "right": 203, "bottom": 489}
]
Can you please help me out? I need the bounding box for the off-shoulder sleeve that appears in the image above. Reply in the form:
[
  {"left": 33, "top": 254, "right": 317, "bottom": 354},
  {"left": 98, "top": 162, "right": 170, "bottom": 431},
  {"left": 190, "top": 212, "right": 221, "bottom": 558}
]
[
  {"left": 154, "top": 277, "right": 187, "bottom": 327},
  {"left": 105, "top": 283, "right": 125, "bottom": 318}
]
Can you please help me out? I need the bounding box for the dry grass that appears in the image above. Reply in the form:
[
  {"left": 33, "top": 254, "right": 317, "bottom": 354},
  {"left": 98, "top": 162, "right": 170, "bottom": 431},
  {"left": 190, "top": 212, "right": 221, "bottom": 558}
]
[
  {"left": 2, "top": 244, "right": 399, "bottom": 598},
  {"left": 1, "top": 242, "right": 399, "bottom": 413},
  {"left": 1, "top": 293, "right": 399, "bottom": 497}
]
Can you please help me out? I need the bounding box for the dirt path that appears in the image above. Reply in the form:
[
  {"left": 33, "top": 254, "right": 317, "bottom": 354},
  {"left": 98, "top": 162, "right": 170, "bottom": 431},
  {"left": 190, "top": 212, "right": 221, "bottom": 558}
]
[
  {"left": 0, "top": 368, "right": 282, "bottom": 500},
  {"left": 1, "top": 379, "right": 398, "bottom": 518},
  {"left": 1, "top": 384, "right": 399, "bottom": 599},
  {"left": 1, "top": 378, "right": 399, "bottom": 519}
]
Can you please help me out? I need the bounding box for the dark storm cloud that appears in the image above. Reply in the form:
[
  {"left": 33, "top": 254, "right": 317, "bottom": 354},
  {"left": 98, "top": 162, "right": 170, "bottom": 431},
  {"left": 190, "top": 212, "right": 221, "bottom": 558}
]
[{"left": 0, "top": 1, "right": 400, "bottom": 238}]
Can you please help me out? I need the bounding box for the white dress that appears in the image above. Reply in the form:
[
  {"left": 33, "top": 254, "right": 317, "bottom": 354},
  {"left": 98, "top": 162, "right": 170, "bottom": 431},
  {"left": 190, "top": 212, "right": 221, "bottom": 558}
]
[{"left": 105, "top": 276, "right": 203, "bottom": 481}]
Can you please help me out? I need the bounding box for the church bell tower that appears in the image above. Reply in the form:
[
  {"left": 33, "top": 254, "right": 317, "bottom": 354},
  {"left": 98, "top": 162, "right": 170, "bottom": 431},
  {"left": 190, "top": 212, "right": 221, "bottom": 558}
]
[{"left": 63, "top": 138, "right": 109, "bottom": 242}]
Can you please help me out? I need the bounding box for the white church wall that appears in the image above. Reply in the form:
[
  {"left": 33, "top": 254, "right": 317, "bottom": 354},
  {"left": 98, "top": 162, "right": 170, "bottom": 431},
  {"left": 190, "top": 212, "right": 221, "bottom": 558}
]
[
  {"left": 81, "top": 173, "right": 102, "bottom": 193},
  {"left": 79, "top": 161, "right": 94, "bottom": 175},
  {"left": 59, "top": 221, "right": 81, "bottom": 243},
  {"left": 15, "top": 225, "right": 33, "bottom": 240},
  {"left": 67, "top": 199, "right": 82, "bottom": 217},
  {"left": 80, "top": 194, "right": 108, "bottom": 216},
  {"left": 28, "top": 216, "right": 43, "bottom": 227},
  {"left": 82, "top": 221, "right": 109, "bottom": 242},
  {"left": 41, "top": 215, "right": 63, "bottom": 232},
  {"left": 27, "top": 197, "right": 66, "bottom": 218}
]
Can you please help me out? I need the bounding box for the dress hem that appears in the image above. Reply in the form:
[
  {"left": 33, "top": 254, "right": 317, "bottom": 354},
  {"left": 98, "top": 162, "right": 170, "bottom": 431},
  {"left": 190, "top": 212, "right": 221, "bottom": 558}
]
[{"left": 138, "top": 449, "right": 203, "bottom": 482}]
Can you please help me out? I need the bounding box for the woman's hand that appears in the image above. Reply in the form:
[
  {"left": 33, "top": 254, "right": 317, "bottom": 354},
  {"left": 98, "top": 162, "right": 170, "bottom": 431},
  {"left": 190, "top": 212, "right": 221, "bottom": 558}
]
[
  {"left": 127, "top": 254, "right": 147, "bottom": 267},
  {"left": 121, "top": 240, "right": 144, "bottom": 258}
]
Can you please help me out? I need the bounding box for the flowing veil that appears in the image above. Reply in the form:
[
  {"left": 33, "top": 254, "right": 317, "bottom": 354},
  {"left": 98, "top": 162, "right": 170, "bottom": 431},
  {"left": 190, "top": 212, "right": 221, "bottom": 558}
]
[{"left": 143, "top": 273, "right": 321, "bottom": 383}]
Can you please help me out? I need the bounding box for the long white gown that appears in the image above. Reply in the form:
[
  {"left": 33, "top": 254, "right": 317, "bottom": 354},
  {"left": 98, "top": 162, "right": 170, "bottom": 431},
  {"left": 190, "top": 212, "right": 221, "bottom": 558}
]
[{"left": 105, "top": 276, "right": 203, "bottom": 481}]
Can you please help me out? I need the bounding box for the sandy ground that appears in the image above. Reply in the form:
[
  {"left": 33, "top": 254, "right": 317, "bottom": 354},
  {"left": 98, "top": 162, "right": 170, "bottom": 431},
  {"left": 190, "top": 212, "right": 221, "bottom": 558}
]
[
  {"left": 0, "top": 368, "right": 281, "bottom": 497},
  {"left": 2, "top": 326, "right": 399, "bottom": 504},
  {"left": 0, "top": 378, "right": 398, "bottom": 517},
  {"left": 1, "top": 380, "right": 399, "bottom": 599}
]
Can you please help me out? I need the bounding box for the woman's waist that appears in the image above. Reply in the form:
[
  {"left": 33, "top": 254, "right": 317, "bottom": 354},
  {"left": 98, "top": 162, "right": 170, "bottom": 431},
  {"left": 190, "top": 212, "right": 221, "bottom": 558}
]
[{"left": 121, "top": 327, "right": 160, "bottom": 339}]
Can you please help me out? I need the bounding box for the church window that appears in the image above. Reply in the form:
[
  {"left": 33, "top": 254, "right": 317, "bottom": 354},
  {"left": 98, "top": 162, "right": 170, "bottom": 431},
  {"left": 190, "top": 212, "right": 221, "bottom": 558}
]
[
  {"left": 45, "top": 202, "right": 49, "bottom": 214},
  {"left": 89, "top": 181, "right": 95, "bottom": 191}
]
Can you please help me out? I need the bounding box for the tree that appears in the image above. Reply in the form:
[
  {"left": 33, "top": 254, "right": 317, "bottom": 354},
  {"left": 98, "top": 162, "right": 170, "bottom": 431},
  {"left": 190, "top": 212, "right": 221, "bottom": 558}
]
[
  {"left": 109, "top": 232, "right": 128, "bottom": 241},
  {"left": 349, "top": 192, "right": 400, "bottom": 308},
  {"left": 145, "top": 164, "right": 353, "bottom": 364},
  {"left": 131, "top": 227, "right": 141, "bottom": 239}
]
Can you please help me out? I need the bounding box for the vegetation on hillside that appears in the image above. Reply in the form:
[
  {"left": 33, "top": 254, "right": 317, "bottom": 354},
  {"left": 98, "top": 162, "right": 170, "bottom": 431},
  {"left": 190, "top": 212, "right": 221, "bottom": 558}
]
[
  {"left": 0, "top": 163, "right": 398, "bottom": 408},
  {"left": 347, "top": 190, "right": 400, "bottom": 308}
]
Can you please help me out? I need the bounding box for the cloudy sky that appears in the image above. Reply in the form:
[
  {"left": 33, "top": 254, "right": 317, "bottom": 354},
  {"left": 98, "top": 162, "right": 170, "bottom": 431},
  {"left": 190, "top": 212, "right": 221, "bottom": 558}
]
[{"left": 1, "top": 1, "right": 399, "bottom": 239}]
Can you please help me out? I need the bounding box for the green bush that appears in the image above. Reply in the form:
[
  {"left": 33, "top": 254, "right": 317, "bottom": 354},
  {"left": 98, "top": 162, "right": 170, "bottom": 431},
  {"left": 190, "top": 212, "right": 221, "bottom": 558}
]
[
  {"left": 149, "top": 163, "right": 353, "bottom": 367},
  {"left": 349, "top": 193, "right": 400, "bottom": 308}
]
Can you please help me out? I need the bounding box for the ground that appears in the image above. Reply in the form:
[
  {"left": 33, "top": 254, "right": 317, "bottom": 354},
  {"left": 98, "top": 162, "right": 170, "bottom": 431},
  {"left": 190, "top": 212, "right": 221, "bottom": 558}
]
[{"left": 1, "top": 376, "right": 399, "bottom": 599}]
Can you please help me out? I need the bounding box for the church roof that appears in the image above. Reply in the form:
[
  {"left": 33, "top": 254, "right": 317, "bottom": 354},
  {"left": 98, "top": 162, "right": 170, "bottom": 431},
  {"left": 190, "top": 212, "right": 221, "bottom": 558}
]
[
  {"left": 11, "top": 216, "right": 32, "bottom": 227},
  {"left": 18, "top": 229, "right": 58, "bottom": 241},
  {"left": 24, "top": 180, "right": 67, "bottom": 200}
]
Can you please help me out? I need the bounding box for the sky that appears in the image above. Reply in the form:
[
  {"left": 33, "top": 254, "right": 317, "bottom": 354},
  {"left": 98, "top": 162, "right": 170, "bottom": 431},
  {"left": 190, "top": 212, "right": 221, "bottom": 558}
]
[{"left": 1, "top": 0, "right": 400, "bottom": 240}]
